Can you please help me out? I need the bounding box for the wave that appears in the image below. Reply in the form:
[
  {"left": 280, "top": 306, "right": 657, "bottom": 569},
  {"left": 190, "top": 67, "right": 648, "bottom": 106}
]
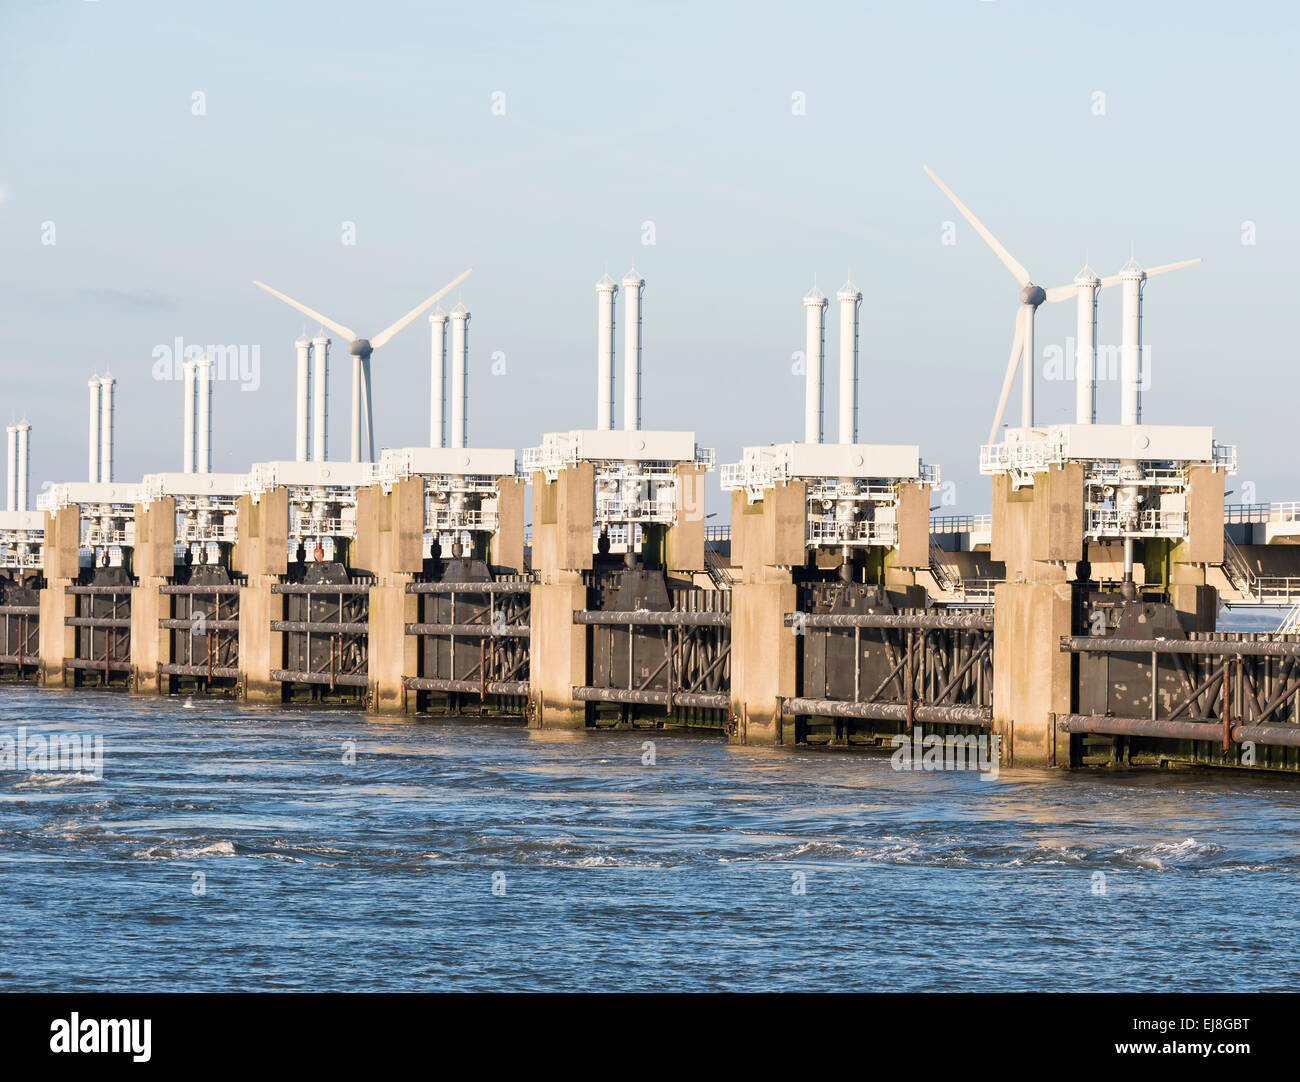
[{"left": 12, "top": 772, "right": 101, "bottom": 790}]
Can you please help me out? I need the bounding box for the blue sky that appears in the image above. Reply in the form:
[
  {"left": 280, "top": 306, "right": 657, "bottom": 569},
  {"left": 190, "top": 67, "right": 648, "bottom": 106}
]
[{"left": 2, "top": 0, "right": 1297, "bottom": 513}]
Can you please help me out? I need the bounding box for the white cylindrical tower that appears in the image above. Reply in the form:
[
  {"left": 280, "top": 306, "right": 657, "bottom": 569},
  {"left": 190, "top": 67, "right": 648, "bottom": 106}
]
[
  {"left": 182, "top": 359, "right": 197, "bottom": 473},
  {"left": 88, "top": 376, "right": 101, "bottom": 483},
  {"left": 596, "top": 274, "right": 618, "bottom": 430},
  {"left": 449, "top": 303, "right": 470, "bottom": 448},
  {"left": 196, "top": 355, "right": 212, "bottom": 473},
  {"left": 15, "top": 420, "right": 29, "bottom": 512},
  {"left": 5, "top": 424, "right": 16, "bottom": 513},
  {"left": 1074, "top": 266, "right": 1100, "bottom": 424},
  {"left": 1119, "top": 259, "right": 1146, "bottom": 425},
  {"left": 99, "top": 373, "right": 115, "bottom": 484},
  {"left": 803, "top": 286, "right": 827, "bottom": 443},
  {"left": 294, "top": 335, "right": 311, "bottom": 462},
  {"left": 349, "top": 351, "right": 362, "bottom": 463},
  {"left": 621, "top": 269, "right": 644, "bottom": 431},
  {"left": 311, "top": 334, "right": 329, "bottom": 461},
  {"left": 429, "top": 307, "right": 447, "bottom": 448},
  {"left": 836, "top": 279, "right": 862, "bottom": 444}
]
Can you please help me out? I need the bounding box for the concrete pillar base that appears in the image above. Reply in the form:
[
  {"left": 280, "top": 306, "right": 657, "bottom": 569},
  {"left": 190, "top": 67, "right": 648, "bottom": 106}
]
[
  {"left": 992, "top": 580, "right": 1073, "bottom": 766},
  {"left": 529, "top": 581, "right": 588, "bottom": 730},
  {"left": 238, "top": 578, "right": 283, "bottom": 704},
  {"left": 729, "top": 580, "right": 798, "bottom": 745},
  {"left": 368, "top": 582, "right": 416, "bottom": 714},
  {"left": 129, "top": 579, "right": 168, "bottom": 695},
  {"left": 38, "top": 580, "right": 75, "bottom": 688}
]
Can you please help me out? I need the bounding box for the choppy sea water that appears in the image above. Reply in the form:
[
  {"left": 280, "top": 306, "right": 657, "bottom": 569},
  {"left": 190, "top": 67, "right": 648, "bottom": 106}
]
[{"left": 1, "top": 684, "right": 1297, "bottom": 992}]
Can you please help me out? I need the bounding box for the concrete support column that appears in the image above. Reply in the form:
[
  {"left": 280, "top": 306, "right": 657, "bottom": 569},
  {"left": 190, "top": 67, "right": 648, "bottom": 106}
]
[
  {"left": 38, "top": 506, "right": 80, "bottom": 686},
  {"left": 354, "top": 476, "right": 425, "bottom": 714},
  {"left": 489, "top": 476, "right": 526, "bottom": 575},
  {"left": 238, "top": 577, "right": 283, "bottom": 703},
  {"left": 730, "top": 579, "right": 799, "bottom": 744},
  {"left": 232, "top": 488, "right": 288, "bottom": 704},
  {"left": 530, "top": 580, "right": 589, "bottom": 729},
  {"left": 728, "top": 482, "right": 806, "bottom": 744},
  {"left": 130, "top": 580, "right": 168, "bottom": 694},
  {"left": 38, "top": 581, "right": 75, "bottom": 687},
  {"left": 528, "top": 463, "right": 593, "bottom": 729},
  {"left": 989, "top": 464, "right": 1084, "bottom": 765}
]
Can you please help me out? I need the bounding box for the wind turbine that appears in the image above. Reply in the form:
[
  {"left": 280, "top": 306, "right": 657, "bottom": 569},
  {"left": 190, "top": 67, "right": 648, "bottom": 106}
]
[
  {"left": 922, "top": 167, "right": 1197, "bottom": 443},
  {"left": 253, "top": 269, "right": 472, "bottom": 462}
]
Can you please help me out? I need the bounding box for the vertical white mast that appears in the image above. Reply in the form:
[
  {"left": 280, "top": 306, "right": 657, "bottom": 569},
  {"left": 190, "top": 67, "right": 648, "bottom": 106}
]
[
  {"left": 99, "top": 373, "right": 115, "bottom": 483},
  {"left": 621, "top": 269, "right": 644, "bottom": 430},
  {"left": 15, "top": 421, "right": 28, "bottom": 512},
  {"left": 311, "top": 334, "right": 329, "bottom": 461},
  {"left": 449, "top": 303, "right": 470, "bottom": 448},
  {"left": 4, "top": 424, "right": 15, "bottom": 513},
  {"left": 596, "top": 274, "right": 618, "bottom": 430},
  {"left": 1074, "top": 267, "right": 1100, "bottom": 424},
  {"left": 88, "top": 376, "right": 101, "bottom": 483},
  {"left": 836, "top": 279, "right": 862, "bottom": 443},
  {"left": 182, "top": 359, "right": 197, "bottom": 473},
  {"left": 294, "top": 335, "right": 311, "bottom": 462},
  {"left": 429, "top": 307, "right": 448, "bottom": 448},
  {"left": 196, "top": 356, "right": 211, "bottom": 474},
  {"left": 1120, "top": 259, "right": 1146, "bottom": 426},
  {"left": 803, "top": 285, "right": 827, "bottom": 443}
]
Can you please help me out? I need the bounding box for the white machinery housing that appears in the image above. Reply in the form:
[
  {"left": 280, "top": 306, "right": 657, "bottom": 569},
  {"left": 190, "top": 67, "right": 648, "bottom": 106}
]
[
  {"left": 722, "top": 442, "right": 939, "bottom": 549},
  {"left": 374, "top": 446, "right": 521, "bottom": 558},
  {"left": 524, "top": 429, "right": 715, "bottom": 552},
  {"left": 981, "top": 424, "right": 1236, "bottom": 543}
]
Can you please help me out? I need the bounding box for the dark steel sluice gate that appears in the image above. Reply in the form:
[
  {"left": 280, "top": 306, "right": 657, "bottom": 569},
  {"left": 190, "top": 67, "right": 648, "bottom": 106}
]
[
  {"left": 404, "top": 574, "right": 532, "bottom": 715},
  {"left": 66, "top": 579, "right": 132, "bottom": 688},
  {"left": 271, "top": 568, "right": 370, "bottom": 703},
  {"left": 1058, "top": 600, "right": 1300, "bottom": 771},
  {"left": 781, "top": 582, "right": 993, "bottom": 747},
  {"left": 574, "top": 566, "right": 732, "bottom": 731},
  {"left": 157, "top": 573, "right": 242, "bottom": 694},
  {"left": 0, "top": 576, "right": 39, "bottom": 679}
]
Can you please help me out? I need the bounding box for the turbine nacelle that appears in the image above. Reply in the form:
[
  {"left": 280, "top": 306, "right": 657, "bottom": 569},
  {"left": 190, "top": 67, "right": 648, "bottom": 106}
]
[
  {"left": 349, "top": 339, "right": 373, "bottom": 358},
  {"left": 1019, "top": 283, "right": 1046, "bottom": 307}
]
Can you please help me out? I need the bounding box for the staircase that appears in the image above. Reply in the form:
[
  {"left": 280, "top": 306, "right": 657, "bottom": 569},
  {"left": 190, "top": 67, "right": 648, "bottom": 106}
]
[{"left": 703, "top": 547, "right": 735, "bottom": 589}]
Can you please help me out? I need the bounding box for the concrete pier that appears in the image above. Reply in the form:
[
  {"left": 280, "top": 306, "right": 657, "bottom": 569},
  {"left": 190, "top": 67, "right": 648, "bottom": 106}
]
[
  {"left": 232, "top": 488, "right": 287, "bottom": 703},
  {"left": 728, "top": 483, "right": 803, "bottom": 744},
  {"left": 529, "top": 461, "right": 592, "bottom": 729}
]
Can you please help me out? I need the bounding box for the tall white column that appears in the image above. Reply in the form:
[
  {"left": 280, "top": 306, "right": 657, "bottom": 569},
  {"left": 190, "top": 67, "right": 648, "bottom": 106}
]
[
  {"left": 803, "top": 286, "right": 827, "bottom": 443},
  {"left": 1021, "top": 307, "right": 1035, "bottom": 428},
  {"left": 182, "top": 360, "right": 196, "bottom": 473},
  {"left": 312, "top": 334, "right": 329, "bottom": 461},
  {"left": 294, "top": 335, "right": 311, "bottom": 462},
  {"left": 596, "top": 275, "right": 618, "bottom": 430},
  {"left": 99, "top": 373, "right": 115, "bottom": 484},
  {"left": 350, "top": 352, "right": 362, "bottom": 463},
  {"left": 196, "top": 356, "right": 211, "bottom": 474},
  {"left": 449, "top": 304, "right": 470, "bottom": 449},
  {"left": 429, "top": 308, "right": 447, "bottom": 448},
  {"left": 836, "top": 280, "right": 862, "bottom": 444},
  {"left": 15, "top": 421, "right": 29, "bottom": 512},
  {"left": 5, "top": 424, "right": 16, "bottom": 513},
  {"left": 621, "top": 269, "right": 644, "bottom": 431},
  {"left": 1074, "top": 269, "right": 1100, "bottom": 424},
  {"left": 88, "top": 376, "right": 101, "bottom": 483},
  {"left": 1120, "top": 260, "right": 1145, "bottom": 426}
]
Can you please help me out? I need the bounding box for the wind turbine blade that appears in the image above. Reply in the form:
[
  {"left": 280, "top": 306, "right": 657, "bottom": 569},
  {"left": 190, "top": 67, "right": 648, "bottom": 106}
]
[
  {"left": 988, "top": 309, "right": 1026, "bottom": 446},
  {"left": 370, "top": 268, "right": 473, "bottom": 350},
  {"left": 253, "top": 281, "right": 357, "bottom": 343},
  {"left": 1097, "top": 258, "right": 1200, "bottom": 290},
  {"left": 1144, "top": 257, "right": 1201, "bottom": 277},
  {"left": 1044, "top": 283, "right": 1076, "bottom": 303},
  {"left": 923, "top": 166, "right": 1030, "bottom": 288}
]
